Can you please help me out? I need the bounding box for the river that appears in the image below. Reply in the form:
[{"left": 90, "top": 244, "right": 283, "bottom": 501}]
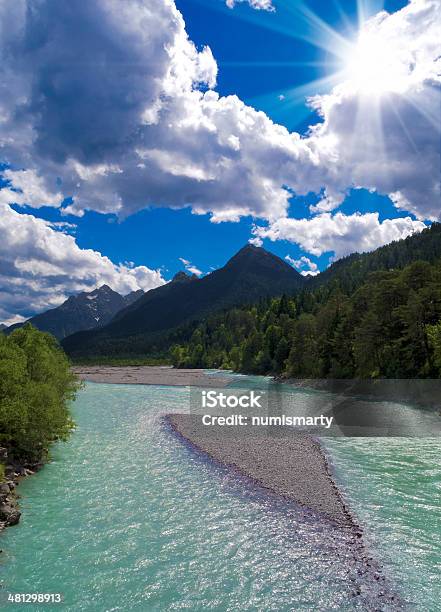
[{"left": 1, "top": 379, "right": 440, "bottom": 611}]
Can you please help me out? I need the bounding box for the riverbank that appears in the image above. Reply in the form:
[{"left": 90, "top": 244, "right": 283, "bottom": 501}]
[
  {"left": 74, "top": 366, "right": 441, "bottom": 412},
  {"left": 0, "top": 447, "right": 42, "bottom": 533},
  {"left": 72, "top": 365, "right": 232, "bottom": 387}
]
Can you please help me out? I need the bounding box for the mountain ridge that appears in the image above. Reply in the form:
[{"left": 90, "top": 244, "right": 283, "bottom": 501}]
[
  {"left": 62, "top": 244, "right": 305, "bottom": 357},
  {"left": 6, "top": 285, "right": 144, "bottom": 340}
]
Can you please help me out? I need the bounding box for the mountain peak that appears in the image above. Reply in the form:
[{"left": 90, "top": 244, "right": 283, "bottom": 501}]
[
  {"left": 171, "top": 271, "right": 197, "bottom": 283},
  {"left": 224, "top": 243, "right": 300, "bottom": 277},
  {"left": 63, "top": 243, "right": 306, "bottom": 356},
  {"left": 234, "top": 243, "right": 264, "bottom": 256}
]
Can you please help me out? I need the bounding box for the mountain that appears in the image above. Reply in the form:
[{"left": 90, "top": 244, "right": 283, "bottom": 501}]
[
  {"left": 170, "top": 227, "right": 441, "bottom": 378},
  {"left": 0, "top": 324, "right": 6, "bottom": 332},
  {"left": 62, "top": 244, "right": 305, "bottom": 357},
  {"left": 7, "top": 285, "right": 144, "bottom": 340}
]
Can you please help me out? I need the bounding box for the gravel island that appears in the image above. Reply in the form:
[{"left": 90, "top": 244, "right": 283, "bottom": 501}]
[{"left": 166, "top": 413, "right": 355, "bottom": 527}]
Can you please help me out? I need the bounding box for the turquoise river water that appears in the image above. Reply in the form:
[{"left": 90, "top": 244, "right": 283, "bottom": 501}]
[{"left": 0, "top": 377, "right": 440, "bottom": 611}]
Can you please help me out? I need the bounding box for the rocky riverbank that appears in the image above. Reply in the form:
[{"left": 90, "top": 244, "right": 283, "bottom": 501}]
[{"left": 0, "top": 447, "right": 41, "bottom": 533}]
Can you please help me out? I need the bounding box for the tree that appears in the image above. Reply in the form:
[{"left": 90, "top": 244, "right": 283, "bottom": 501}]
[
  {"left": 286, "top": 314, "right": 320, "bottom": 377},
  {"left": 0, "top": 325, "right": 79, "bottom": 463}
]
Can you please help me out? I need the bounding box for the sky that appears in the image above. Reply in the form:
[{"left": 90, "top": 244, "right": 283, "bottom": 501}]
[{"left": 0, "top": 0, "right": 439, "bottom": 323}]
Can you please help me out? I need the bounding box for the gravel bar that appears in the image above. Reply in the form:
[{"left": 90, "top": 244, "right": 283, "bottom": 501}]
[
  {"left": 72, "top": 366, "right": 232, "bottom": 387},
  {"left": 166, "top": 413, "right": 356, "bottom": 527}
]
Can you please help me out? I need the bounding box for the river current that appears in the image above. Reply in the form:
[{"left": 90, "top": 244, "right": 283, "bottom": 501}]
[{"left": 1, "top": 378, "right": 440, "bottom": 611}]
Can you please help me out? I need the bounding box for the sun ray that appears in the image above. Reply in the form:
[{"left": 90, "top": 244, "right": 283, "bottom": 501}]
[
  {"left": 404, "top": 87, "right": 441, "bottom": 134},
  {"left": 248, "top": 72, "right": 344, "bottom": 110},
  {"left": 246, "top": 72, "right": 345, "bottom": 129},
  {"left": 220, "top": 61, "right": 331, "bottom": 68},
  {"left": 357, "top": 0, "right": 385, "bottom": 29},
  {"left": 385, "top": 96, "right": 423, "bottom": 158},
  {"left": 330, "top": 0, "right": 356, "bottom": 34},
  {"left": 278, "top": 0, "right": 354, "bottom": 60},
  {"left": 190, "top": 0, "right": 355, "bottom": 63}
]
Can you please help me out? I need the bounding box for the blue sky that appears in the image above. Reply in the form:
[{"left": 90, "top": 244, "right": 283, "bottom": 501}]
[{"left": 0, "top": 0, "right": 438, "bottom": 322}]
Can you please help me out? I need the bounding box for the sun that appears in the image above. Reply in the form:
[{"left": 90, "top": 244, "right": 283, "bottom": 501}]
[{"left": 342, "top": 29, "right": 411, "bottom": 96}]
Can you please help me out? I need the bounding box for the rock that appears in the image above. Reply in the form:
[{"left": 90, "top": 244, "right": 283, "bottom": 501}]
[
  {"left": 0, "top": 504, "right": 21, "bottom": 526},
  {"left": 0, "top": 484, "right": 10, "bottom": 495},
  {"left": 6, "top": 509, "right": 20, "bottom": 526}
]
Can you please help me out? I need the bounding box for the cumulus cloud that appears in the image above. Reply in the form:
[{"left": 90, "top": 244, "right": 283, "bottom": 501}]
[
  {"left": 0, "top": 204, "right": 164, "bottom": 324},
  {"left": 0, "top": 0, "right": 303, "bottom": 221},
  {"left": 285, "top": 255, "right": 319, "bottom": 276},
  {"left": 254, "top": 213, "right": 426, "bottom": 258},
  {"left": 0, "top": 0, "right": 438, "bottom": 225},
  {"left": 0, "top": 169, "right": 63, "bottom": 208}
]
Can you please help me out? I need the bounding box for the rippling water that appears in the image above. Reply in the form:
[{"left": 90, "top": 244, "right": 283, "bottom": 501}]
[
  {"left": 323, "top": 437, "right": 441, "bottom": 610},
  {"left": 0, "top": 380, "right": 440, "bottom": 611}
]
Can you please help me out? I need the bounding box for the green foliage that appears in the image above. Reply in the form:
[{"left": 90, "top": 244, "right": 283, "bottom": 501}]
[
  {"left": 0, "top": 325, "right": 80, "bottom": 463},
  {"left": 427, "top": 322, "right": 441, "bottom": 371},
  {"left": 311, "top": 223, "right": 441, "bottom": 294},
  {"left": 171, "top": 260, "right": 441, "bottom": 379}
]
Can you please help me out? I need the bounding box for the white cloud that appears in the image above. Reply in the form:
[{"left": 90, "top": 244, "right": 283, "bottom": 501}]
[
  {"left": 0, "top": 169, "right": 63, "bottom": 208},
  {"left": 254, "top": 213, "right": 426, "bottom": 258},
  {"left": 0, "top": 0, "right": 308, "bottom": 222},
  {"left": 306, "top": 0, "right": 441, "bottom": 219},
  {"left": 226, "top": 0, "right": 274, "bottom": 10},
  {"left": 285, "top": 254, "right": 319, "bottom": 276},
  {"left": 0, "top": 0, "right": 438, "bottom": 226},
  {"left": 248, "top": 236, "right": 263, "bottom": 247},
  {"left": 0, "top": 204, "right": 164, "bottom": 324},
  {"left": 1, "top": 313, "right": 26, "bottom": 327},
  {"left": 179, "top": 257, "right": 203, "bottom": 276},
  {"left": 47, "top": 221, "right": 77, "bottom": 234}
]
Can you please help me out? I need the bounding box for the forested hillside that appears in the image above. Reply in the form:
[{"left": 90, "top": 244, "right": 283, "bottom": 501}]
[
  {"left": 64, "top": 223, "right": 441, "bottom": 372},
  {"left": 171, "top": 259, "right": 441, "bottom": 378},
  {"left": 310, "top": 222, "right": 441, "bottom": 293}
]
